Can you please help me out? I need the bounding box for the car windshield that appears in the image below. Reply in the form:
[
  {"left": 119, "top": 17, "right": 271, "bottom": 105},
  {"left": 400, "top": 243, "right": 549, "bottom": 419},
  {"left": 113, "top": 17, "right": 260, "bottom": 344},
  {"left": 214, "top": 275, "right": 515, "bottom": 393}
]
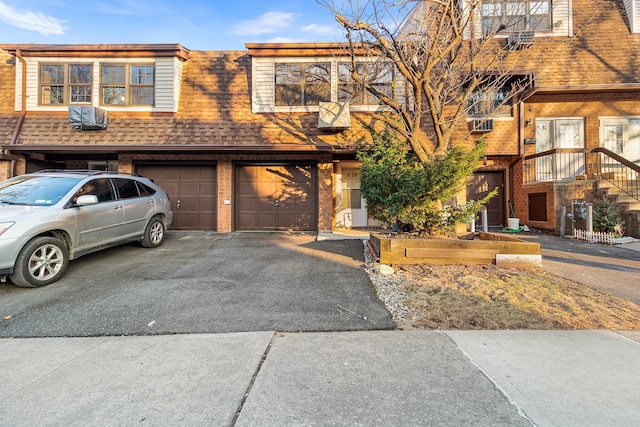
[{"left": 0, "top": 176, "right": 82, "bottom": 206}]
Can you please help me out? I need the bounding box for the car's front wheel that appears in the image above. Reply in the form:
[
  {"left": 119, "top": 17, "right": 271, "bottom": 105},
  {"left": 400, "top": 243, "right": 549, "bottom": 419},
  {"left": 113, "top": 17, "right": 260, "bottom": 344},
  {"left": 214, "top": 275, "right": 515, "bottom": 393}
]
[
  {"left": 10, "top": 236, "right": 69, "bottom": 288},
  {"left": 141, "top": 217, "right": 165, "bottom": 248}
]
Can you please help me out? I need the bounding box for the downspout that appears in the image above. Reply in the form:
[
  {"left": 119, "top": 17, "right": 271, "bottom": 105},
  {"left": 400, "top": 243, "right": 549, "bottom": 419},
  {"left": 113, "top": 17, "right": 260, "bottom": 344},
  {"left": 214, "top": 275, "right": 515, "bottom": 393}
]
[
  {"left": 7, "top": 49, "right": 28, "bottom": 177},
  {"left": 507, "top": 100, "right": 526, "bottom": 221}
]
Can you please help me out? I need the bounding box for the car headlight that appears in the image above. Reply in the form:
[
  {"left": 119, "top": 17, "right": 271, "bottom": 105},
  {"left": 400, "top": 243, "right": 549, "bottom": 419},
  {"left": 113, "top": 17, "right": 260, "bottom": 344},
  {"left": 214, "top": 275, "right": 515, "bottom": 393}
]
[{"left": 0, "top": 222, "right": 15, "bottom": 237}]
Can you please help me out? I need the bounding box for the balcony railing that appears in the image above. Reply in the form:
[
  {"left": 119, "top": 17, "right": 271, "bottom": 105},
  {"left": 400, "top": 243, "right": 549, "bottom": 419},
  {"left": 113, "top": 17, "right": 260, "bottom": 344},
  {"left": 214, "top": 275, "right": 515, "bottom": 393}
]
[
  {"left": 523, "top": 148, "right": 587, "bottom": 183},
  {"left": 523, "top": 147, "right": 640, "bottom": 202}
]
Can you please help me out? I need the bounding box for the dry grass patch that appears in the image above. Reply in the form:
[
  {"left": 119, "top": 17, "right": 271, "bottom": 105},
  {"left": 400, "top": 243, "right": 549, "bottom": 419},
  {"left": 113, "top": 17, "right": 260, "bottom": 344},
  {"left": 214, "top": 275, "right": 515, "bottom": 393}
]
[{"left": 390, "top": 264, "right": 640, "bottom": 330}]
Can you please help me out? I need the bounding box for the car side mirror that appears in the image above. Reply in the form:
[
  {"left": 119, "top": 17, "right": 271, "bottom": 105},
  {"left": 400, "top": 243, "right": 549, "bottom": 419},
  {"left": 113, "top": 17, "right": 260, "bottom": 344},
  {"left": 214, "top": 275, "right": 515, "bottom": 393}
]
[{"left": 76, "top": 194, "right": 99, "bottom": 206}]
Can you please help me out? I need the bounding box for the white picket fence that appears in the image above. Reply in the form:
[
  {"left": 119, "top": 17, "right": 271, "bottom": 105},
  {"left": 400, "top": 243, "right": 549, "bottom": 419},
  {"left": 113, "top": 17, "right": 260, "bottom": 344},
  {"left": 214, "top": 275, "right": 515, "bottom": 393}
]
[{"left": 573, "top": 229, "right": 637, "bottom": 245}]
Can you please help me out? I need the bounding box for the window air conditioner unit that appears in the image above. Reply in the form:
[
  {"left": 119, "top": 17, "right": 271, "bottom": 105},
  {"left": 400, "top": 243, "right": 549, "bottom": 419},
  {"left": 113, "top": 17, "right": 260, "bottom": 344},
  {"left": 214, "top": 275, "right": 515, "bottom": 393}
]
[
  {"left": 508, "top": 30, "right": 535, "bottom": 48},
  {"left": 318, "top": 102, "right": 351, "bottom": 130},
  {"left": 472, "top": 118, "right": 494, "bottom": 133},
  {"left": 69, "top": 106, "right": 108, "bottom": 130}
]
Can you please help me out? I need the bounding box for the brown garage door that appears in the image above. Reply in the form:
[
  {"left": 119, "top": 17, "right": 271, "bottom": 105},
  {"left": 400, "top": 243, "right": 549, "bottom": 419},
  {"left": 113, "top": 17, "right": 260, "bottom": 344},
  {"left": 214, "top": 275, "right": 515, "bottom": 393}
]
[
  {"left": 467, "top": 172, "right": 505, "bottom": 227},
  {"left": 235, "top": 164, "right": 317, "bottom": 231},
  {"left": 137, "top": 165, "right": 217, "bottom": 230}
]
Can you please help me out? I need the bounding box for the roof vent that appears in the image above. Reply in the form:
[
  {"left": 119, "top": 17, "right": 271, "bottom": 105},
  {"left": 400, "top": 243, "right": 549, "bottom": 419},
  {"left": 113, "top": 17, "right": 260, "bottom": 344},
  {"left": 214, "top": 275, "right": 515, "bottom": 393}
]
[
  {"left": 508, "top": 30, "right": 535, "bottom": 48},
  {"left": 318, "top": 102, "right": 351, "bottom": 130},
  {"left": 69, "top": 106, "right": 108, "bottom": 130}
]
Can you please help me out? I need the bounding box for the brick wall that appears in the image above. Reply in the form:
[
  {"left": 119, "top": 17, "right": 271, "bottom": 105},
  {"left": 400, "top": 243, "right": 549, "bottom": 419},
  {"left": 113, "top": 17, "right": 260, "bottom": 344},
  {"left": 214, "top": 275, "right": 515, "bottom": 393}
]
[
  {"left": 217, "top": 160, "right": 233, "bottom": 232},
  {"left": 481, "top": 119, "right": 520, "bottom": 156},
  {"left": 317, "top": 161, "right": 334, "bottom": 232},
  {"left": 0, "top": 50, "right": 16, "bottom": 115}
]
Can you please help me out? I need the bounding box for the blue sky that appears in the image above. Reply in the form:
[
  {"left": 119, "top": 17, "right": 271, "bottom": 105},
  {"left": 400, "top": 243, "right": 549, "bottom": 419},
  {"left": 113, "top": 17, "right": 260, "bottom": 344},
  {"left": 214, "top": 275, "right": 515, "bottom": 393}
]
[{"left": 0, "top": 0, "right": 346, "bottom": 50}]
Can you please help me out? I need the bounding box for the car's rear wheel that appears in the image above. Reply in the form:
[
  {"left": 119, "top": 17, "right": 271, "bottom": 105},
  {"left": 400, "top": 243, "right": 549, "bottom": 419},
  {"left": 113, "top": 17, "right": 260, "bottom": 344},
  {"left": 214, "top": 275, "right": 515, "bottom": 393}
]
[
  {"left": 141, "top": 217, "right": 165, "bottom": 248},
  {"left": 10, "top": 236, "right": 69, "bottom": 288}
]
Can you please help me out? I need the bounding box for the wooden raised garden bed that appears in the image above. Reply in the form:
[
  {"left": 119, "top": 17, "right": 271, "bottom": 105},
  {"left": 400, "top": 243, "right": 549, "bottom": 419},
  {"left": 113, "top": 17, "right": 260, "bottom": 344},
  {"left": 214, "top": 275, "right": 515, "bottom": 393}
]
[{"left": 369, "top": 232, "right": 541, "bottom": 266}]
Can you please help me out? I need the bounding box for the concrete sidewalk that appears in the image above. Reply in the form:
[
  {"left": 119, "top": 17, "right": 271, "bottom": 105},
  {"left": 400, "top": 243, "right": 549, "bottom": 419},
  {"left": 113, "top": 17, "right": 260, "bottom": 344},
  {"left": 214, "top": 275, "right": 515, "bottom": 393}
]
[{"left": 2, "top": 330, "right": 639, "bottom": 426}]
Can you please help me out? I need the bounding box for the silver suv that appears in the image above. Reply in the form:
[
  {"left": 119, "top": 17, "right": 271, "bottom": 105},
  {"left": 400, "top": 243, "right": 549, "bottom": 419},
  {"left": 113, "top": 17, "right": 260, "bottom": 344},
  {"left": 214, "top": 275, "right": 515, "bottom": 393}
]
[{"left": 0, "top": 170, "right": 173, "bottom": 287}]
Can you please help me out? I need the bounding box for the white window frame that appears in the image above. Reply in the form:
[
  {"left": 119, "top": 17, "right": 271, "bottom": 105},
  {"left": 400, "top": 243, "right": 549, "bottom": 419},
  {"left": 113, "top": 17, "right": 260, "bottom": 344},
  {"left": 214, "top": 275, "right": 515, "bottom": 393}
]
[
  {"left": 262, "top": 57, "right": 397, "bottom": 114},
  {"left": 481, "top": 0, "right": 553, "bottom": 33},
  {"left": 535, "top": 117, "right": 585, "bottom": 181},
  {"left": 599, "top": 116, "right": 640, "bottom": 163}
]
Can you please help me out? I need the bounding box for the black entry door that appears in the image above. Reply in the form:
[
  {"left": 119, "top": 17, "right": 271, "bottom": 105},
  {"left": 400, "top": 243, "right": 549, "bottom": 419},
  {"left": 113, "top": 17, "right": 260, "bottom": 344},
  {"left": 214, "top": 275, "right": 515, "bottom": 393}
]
[{"left": 467, "top": 172, "right": 505, "bottom": 227}]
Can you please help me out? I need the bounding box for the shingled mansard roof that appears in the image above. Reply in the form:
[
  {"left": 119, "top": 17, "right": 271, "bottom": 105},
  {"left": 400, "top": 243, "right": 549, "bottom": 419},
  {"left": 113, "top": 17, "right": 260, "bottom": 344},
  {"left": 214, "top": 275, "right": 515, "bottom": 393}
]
[{"left": 0, "top": 48, "right": 373, "bottom": 154}]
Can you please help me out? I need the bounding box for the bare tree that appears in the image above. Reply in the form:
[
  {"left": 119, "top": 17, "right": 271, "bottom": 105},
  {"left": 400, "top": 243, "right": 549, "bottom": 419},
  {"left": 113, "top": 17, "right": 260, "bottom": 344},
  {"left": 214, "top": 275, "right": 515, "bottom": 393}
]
[{"left": 318, "top": 0, "right": 547, "bottom": 162}]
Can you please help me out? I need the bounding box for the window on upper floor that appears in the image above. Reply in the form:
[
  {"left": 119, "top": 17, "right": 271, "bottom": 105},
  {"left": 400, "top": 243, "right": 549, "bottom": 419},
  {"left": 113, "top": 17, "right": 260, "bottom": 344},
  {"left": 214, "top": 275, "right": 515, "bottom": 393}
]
[
  {"left": 39, "top": 64, "right": 93, "bottom": 105},
  {"left": 101, "top": 64, "right": 155, "bottom": 105},
  {"left": 338, "top": 61, "right": 394, "bottom": 106},
  {"left": 468, "top": 85, "right": 512, "bottom": 117},
  {"left": 481, "top": 0, "right": 552, "bottom": 33},
  {"left": 275, "top": 62, "right": 331, "bottom": 106}
]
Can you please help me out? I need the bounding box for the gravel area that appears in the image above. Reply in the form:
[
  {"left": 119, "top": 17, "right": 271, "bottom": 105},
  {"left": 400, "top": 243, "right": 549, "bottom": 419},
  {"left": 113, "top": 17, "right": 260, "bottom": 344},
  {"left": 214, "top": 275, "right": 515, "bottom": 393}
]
[{"left": 362, "top": 242, "right": 410, "bottom": 327}]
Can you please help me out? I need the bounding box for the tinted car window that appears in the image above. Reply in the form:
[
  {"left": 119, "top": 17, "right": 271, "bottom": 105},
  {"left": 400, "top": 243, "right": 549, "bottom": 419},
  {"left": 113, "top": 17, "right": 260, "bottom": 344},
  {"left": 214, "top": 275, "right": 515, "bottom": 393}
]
[
  {"left": 113, "top": 178, "right": 140, "bottom": 199},
  {"left": 136, "top": 181, "right": 156, "bottom": 197},
  {"left": 74, "top": 178, "right": 115, "bottom": 203},
  {"left": 0, "top": 176, "right": 81, "bottom": 206}
]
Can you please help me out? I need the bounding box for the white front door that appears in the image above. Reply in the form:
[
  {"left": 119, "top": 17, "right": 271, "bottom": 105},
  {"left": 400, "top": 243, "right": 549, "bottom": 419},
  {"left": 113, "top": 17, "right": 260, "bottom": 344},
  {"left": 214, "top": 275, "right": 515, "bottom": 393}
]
[
  {"left": 336, "top": 168, "right": 367, "bottom": 227},
  {"left": 600, "top": 118, "right": 640, "bottom": 164},
  {"left": 535, "top": 118, "right": 585, "bottom": 180}
]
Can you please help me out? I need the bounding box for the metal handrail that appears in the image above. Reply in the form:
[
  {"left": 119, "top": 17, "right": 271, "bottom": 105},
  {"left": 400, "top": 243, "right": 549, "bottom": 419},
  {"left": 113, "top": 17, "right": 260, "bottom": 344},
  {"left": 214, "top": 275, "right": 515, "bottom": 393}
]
[
  {"left": 523, "top": 147, "right": 585, "bottom": 161},
  {"left": 522, "top": 148, "right": 588, "bottom": 183},
  {"left": 589, "top": 147, "right": 640, "bottom": 174},
  {"left": 587, "top": 148, "right": 640, "bottom": 202}
]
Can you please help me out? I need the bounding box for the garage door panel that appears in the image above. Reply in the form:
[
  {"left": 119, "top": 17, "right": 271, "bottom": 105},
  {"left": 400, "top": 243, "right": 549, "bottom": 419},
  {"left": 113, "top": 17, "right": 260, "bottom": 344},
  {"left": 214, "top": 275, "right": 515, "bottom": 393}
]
[
  {"left": 257, "top": 180, "right": 276, "bottom": 196},
  {"left": 237, "top": 179, "right": 257, "bottom": 194},
  {"left": 238, "top": 213, "right": 257, "bottom": 229},
  {"left": 179, "top": 182, "right": 201, "bottom": 196},
  {"left": 179, "top": 168, "right": 201, "bottom": 180},
  {"left": 259, "top": 213, "right": 277, "bottom": 229},
  {"left": 199, "top": 183, "right": 215, "bottom": 195},
  {"left": 237, "top": 167, "right": 256, "bottom": 180},
  {"left": 235, "top": 164, "right": 317, "bottom": 231},
  {"left": 278, "top": 213, "right": 297, "bottom": 228},
  {"left": 178, "top": 197, "right": 200, "bottom": 211},
  {"left": 198, "top": 214, "right": 216, "bottom": 229},
  {"left": 237, "top": 196, "right": 257, "bottom": 211},
  {"left": 160, "top": 168, "right": 181, "bottom": 180},
  {"left": 161, "top": 182, "right": 180, "bottom": 195},
  {"left": 197, "top": 195, "right": 216, "bottom": 206},
  {"left": 137, "top": 165, "right": 217, "bottom": 231}
]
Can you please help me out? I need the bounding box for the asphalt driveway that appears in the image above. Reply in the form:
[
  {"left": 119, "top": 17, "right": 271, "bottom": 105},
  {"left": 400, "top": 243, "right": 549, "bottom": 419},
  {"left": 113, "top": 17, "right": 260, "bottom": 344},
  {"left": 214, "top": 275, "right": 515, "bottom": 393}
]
[{"left": 0, "top": 232, "right": 393, "bottom": 337}]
